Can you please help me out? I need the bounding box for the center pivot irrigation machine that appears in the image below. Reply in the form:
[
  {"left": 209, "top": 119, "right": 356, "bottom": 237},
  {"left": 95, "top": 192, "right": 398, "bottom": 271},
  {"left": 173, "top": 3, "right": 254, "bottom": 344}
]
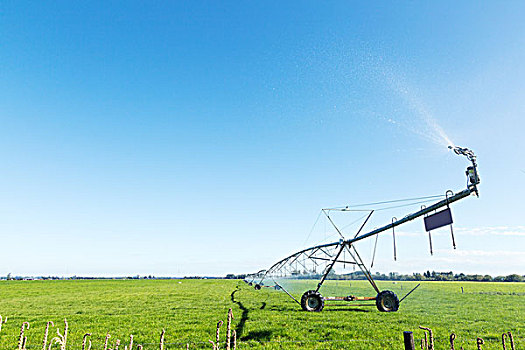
[{"left": 245, "top": 146, "right": 480, "bottom": 312}]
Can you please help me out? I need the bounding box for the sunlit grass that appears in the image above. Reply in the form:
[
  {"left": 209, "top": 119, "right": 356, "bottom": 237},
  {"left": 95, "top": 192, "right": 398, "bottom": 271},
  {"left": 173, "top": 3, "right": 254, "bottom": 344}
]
[{"left": 0, "top": 279, "right": 522, "bottom": 349}]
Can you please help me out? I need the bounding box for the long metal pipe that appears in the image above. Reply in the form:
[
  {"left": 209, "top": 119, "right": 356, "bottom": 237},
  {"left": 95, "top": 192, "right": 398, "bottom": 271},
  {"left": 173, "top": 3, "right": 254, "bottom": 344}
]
[
  {"left": 260, "top": 186, "right": 475, "bottom": 282},
  {"left": 345, "top": 187, "right": 475, "bottom": 245}
]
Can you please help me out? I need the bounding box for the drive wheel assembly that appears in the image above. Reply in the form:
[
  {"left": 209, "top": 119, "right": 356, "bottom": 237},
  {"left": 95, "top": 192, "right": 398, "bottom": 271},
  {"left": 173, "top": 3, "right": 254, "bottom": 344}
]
[
  {"left": 375, "top": 290, "right": 399, "bottom": 312},
  {"left": 301, "top": 290, "right": 324, "bottom": 312}
]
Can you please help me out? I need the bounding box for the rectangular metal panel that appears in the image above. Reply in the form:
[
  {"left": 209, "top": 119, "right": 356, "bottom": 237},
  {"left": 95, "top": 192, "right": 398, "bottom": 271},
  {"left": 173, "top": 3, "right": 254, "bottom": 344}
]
[{"left": 424, "top": 208, "right": 453, "bottom": 231}]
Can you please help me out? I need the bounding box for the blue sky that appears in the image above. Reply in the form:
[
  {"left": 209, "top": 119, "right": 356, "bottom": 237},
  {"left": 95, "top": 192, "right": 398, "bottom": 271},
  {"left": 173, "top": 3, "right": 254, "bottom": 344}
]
[{"left": 1, "top": 1, "right": 524, "bottom": 276}]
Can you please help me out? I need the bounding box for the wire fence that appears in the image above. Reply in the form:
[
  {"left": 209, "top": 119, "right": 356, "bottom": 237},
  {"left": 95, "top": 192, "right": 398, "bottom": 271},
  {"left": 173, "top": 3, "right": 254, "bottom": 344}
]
[
  {"left": 15, "top": 336, "right": 523, "bottom": 350},
  {"left": 1, "top": 312, "right": 521, "bottom": 350}
]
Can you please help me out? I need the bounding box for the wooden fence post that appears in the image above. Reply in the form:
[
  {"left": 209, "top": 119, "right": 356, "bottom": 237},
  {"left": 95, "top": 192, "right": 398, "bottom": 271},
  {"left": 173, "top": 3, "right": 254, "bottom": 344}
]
[{"left": 404, "top": 331, "right": 415, "bottom": 350}]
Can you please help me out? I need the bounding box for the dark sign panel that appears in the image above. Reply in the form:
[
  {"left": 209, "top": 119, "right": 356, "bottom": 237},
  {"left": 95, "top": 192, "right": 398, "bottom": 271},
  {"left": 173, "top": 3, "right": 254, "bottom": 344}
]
[{"left": 424, "top": 208, "right": 453, "bottom": 232}]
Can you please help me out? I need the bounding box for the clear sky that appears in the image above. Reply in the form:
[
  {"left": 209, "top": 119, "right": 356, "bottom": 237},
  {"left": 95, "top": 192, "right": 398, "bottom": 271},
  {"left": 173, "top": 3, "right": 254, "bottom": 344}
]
[{"left": 1, "top": 1, "right": 524, "bottom": 277}]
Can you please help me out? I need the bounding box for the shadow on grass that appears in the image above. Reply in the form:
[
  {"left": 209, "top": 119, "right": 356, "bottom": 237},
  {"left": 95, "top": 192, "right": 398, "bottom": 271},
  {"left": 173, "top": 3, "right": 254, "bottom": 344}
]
[
  {"left": 323, "top": 305, "right": 375, "bottom": 312},
  {"left": 230, "top": 286, "right": 249, "bottom": 339},
  {"left": 324, "top": 307, "right": 372, "bottom": 312},
  {"left": 230, "top": 286, "right": 273, "bottom": 341},
  {"left": 241, "top": 330, "right": 273, "bottom": 341}
]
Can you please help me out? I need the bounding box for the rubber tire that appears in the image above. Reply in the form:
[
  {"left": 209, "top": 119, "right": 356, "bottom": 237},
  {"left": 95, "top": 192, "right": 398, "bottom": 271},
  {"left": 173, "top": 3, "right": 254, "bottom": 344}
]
[
  {"left": 301, "top": 290, "right": 325, "bottom": 312},
  {"left": 375, "top": 290, "right": 399, "bottom": 312},
  {"left": 254, "top": 284, "right": 261, "bottom": 290}
]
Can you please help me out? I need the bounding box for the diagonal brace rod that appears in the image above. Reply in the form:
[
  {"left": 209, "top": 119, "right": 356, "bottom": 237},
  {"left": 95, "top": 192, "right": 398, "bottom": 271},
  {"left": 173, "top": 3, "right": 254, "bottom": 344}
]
[{"left": 315, "top": 243, "right": 346, "bottom": 293}]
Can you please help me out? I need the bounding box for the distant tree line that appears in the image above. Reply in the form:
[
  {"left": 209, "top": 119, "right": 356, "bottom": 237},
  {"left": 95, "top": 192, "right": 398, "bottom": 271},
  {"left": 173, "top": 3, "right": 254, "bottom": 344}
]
[
  {"left": 227, "top": 271, "right": 524, "bottom": 282},
  {"left": 226, "top": 274, "right": 247, "bottom": 280},
  {"left": 326, "top": 271, "right": 524, "bottom": 282},
  {"left": 3, "top": 272, "right": 522, "bottom": 282}
]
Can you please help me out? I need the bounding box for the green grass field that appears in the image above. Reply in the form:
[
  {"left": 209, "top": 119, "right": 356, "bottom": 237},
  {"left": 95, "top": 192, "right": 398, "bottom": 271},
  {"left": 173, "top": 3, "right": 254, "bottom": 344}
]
[{"left": 0, "top": 279, "right": 523, "bottom": 349}]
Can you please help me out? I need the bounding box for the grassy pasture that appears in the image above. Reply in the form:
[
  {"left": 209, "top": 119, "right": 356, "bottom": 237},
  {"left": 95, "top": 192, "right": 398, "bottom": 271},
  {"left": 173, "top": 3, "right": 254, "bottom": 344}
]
[{"left": 0, "top": 279, "right": 523, "bottom": 349}]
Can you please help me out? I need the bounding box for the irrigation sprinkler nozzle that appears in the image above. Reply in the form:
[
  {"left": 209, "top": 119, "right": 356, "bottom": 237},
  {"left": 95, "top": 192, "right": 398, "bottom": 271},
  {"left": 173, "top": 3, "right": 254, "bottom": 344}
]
[
  {"left": 449, "top": 145, "right": 480, "bottom": 194},
  {"left": 449, "top": 145, "right": 476, "bottom": 161}
]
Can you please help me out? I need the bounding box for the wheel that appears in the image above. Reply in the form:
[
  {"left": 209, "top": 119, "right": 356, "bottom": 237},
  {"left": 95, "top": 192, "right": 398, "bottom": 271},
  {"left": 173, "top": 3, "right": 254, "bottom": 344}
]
[
  {"left": 375, "top": 290, "right": 399, "bottom": 312},
  {"left": 301, "top": 290, "right": 324, "bottom": 312},
  {"left": 254, "top": 284, "right": 261, "bottom": 290}
]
